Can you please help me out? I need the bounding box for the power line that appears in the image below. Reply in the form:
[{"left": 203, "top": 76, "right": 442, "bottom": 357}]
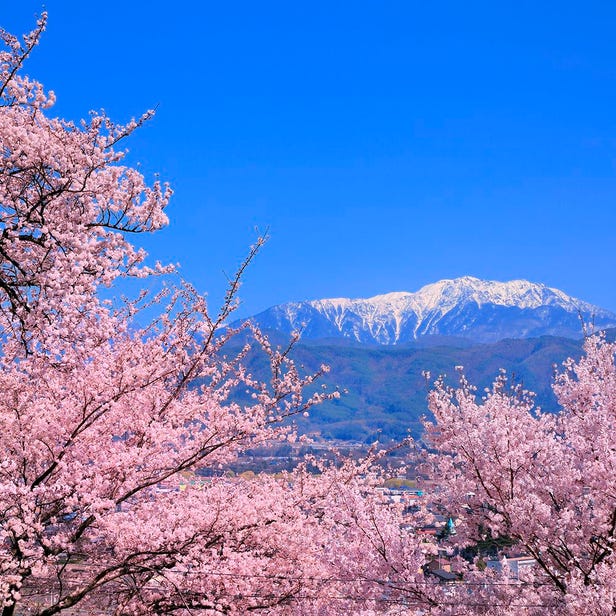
[
  {"left": 30, "top": 562, "right": 556, "bottom": 587},
  {"left": 20, "top": 571, "right": 561, "bottom": 611}
]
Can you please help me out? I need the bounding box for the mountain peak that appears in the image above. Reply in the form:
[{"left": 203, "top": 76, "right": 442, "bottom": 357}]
[{"left": 246, "top": 277, "right": 616, "bottom": 345}]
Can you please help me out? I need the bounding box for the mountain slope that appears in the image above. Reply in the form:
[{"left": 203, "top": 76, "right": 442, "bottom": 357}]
[
  {"left": 245, "top": 277, "right": 616, "bottom": 344},
  {"left": 228, "top": 333, "right": 592, "bottom": 442}
]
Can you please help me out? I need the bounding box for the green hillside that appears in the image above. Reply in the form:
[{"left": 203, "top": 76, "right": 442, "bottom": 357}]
[
  {"left": 286, "top": 335, "right": 582, "bottom": 441},
  {"left": 216, "top": 330, "right": 616, "bottom": 443}
]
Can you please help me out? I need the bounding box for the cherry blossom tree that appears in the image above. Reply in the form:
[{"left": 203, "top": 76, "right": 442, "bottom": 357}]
[
  {"left": 0, "top": 15, "right": 440, "bottom": 616},
  {"left": 423, "top": 334, "right": 616, "bottom": 614},
  {"left": 0, "top": 16, "right": 171, "bottom": 353}
]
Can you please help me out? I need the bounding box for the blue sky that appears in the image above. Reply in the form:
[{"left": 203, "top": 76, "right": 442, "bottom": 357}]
[{"left": 3, "top": 1, "right": 616, "bottom": 316}]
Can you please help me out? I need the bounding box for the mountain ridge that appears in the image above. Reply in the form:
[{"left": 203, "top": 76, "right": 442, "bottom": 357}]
[{"left": 243, "top": 277, "right": 616, "bottom": 344}]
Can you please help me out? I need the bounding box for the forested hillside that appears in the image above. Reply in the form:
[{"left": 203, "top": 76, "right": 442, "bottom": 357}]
[{"left": 225, "top": 331, "right": 603, "bottom": 441}]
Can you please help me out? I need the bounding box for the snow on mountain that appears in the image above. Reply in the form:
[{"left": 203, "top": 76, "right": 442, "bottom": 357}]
[{"left": 246, "top": 277, "right": 616, "bottom": 344}]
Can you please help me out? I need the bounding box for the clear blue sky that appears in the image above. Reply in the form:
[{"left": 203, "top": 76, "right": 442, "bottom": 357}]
[{"left": 3, "top": 1, "right": 616, "bottom": 316}]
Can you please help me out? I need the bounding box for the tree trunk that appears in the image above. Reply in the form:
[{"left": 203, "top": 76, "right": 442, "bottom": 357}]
[{"left": 2, "top": 603, "right": 15, "bottom": 616}]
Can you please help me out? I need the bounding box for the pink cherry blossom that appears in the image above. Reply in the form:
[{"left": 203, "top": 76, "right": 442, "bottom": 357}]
[
  {"left": 423, "top": 334, "right": 616, "bottom": 613},
  {"left": 0, "top": 17, "right": 437, "bottom": 615}
]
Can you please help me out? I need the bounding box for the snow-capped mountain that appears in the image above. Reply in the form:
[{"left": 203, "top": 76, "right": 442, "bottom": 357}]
[{"left": 245, "top": 277, "right": 616, "bottom": 344}]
